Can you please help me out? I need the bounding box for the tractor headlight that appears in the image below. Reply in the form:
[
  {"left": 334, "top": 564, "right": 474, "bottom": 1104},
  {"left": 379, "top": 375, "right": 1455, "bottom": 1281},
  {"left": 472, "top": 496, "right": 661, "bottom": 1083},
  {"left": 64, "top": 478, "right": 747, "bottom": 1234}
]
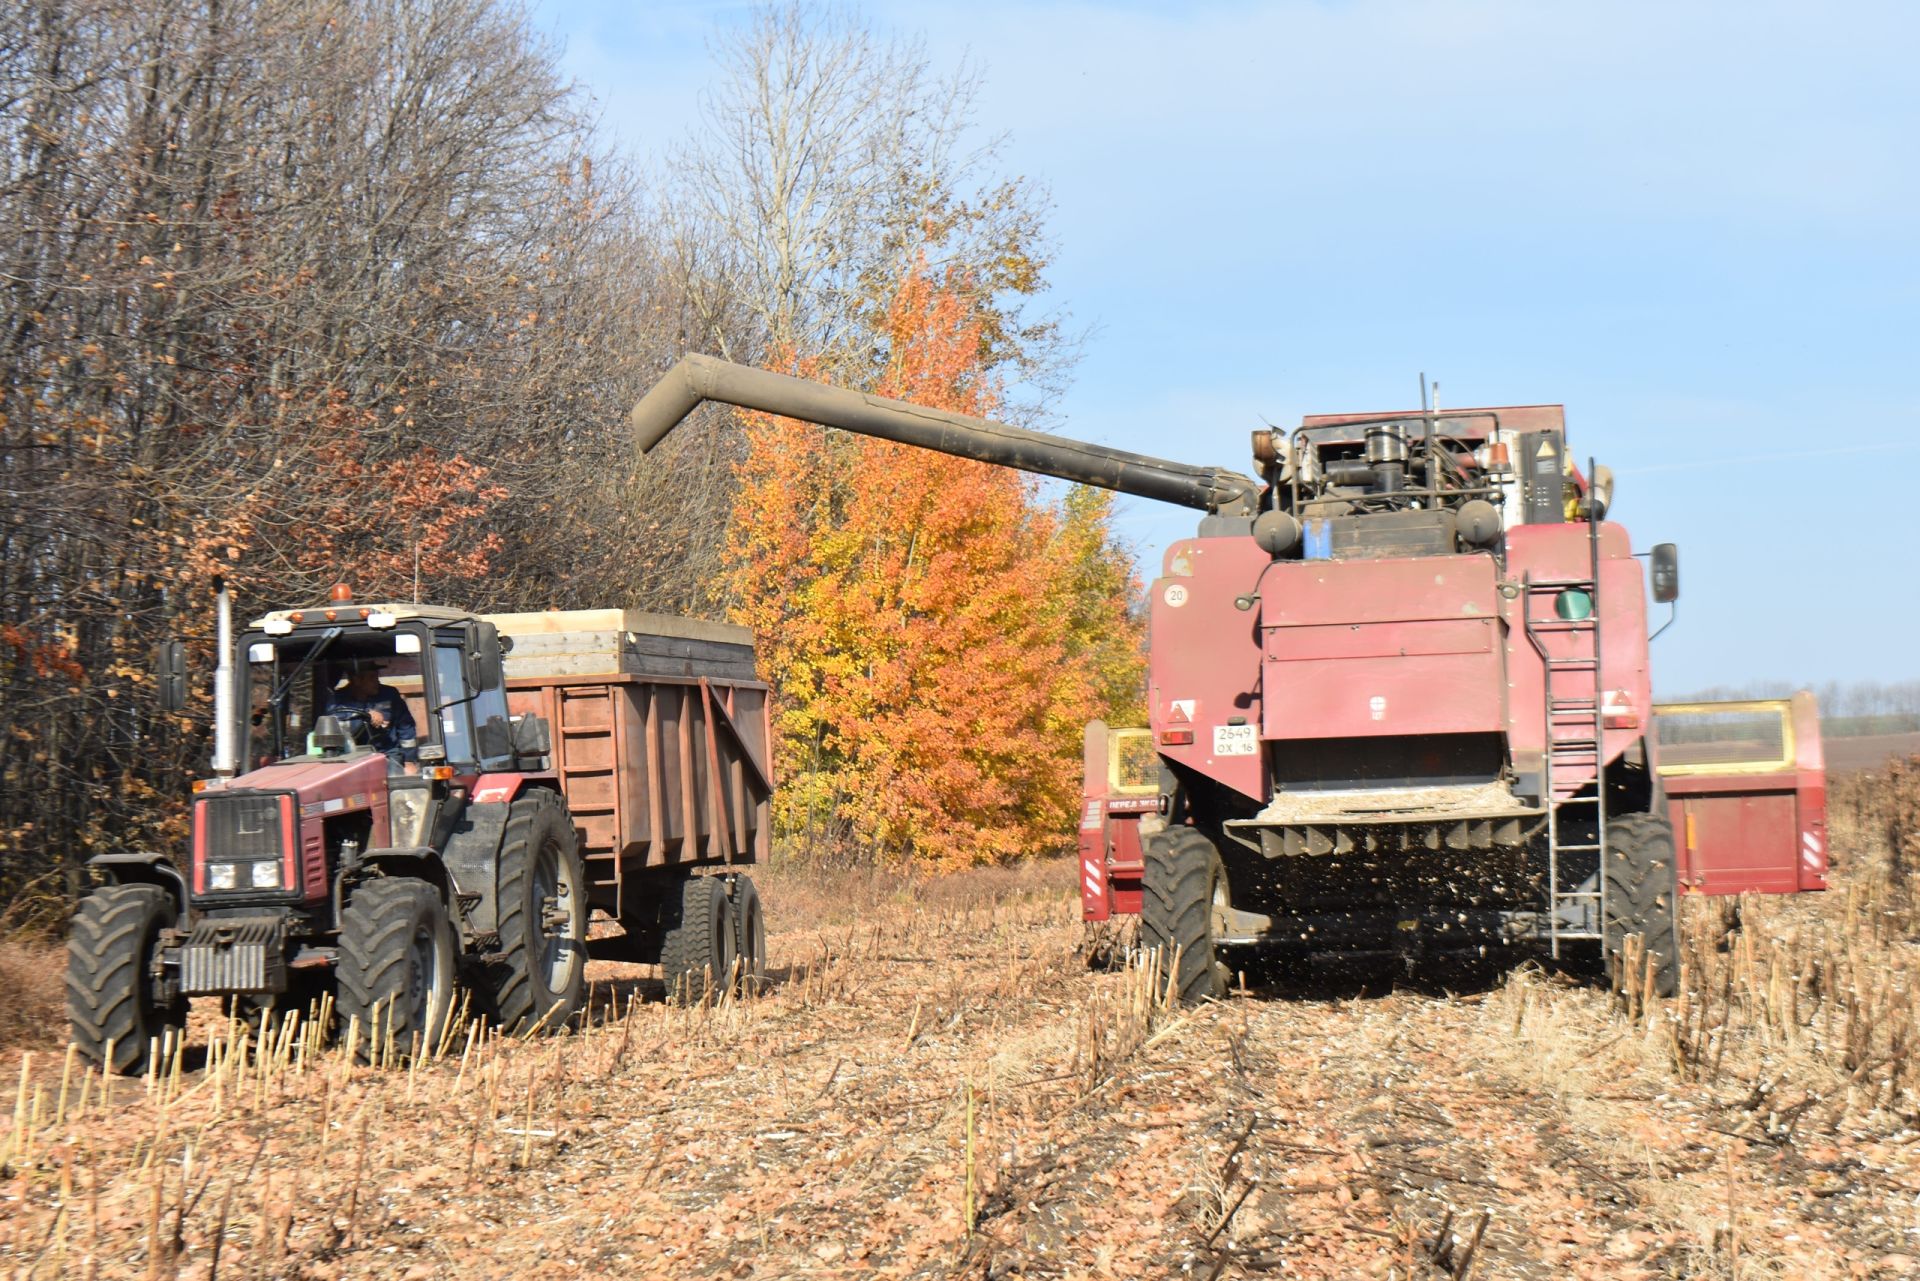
[
  {"left": 249, "top": 860, "right": 281, "bottom": 889},
  {"left": 388, "top": 784, "right": 435, "bottom": 849},
  {"left": 209, "top": 863, "right": 238, "bottom": 891}
]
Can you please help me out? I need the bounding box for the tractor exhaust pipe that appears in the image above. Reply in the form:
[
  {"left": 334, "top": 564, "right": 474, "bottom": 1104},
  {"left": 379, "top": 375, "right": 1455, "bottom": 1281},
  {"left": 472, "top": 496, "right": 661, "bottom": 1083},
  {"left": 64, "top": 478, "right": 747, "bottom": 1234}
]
[
  {"left": 211, "top": 576, "right": 239, "bottom": 777},
  {"left": 630, "top": 354, "right": 1259, "bottom": 515}
]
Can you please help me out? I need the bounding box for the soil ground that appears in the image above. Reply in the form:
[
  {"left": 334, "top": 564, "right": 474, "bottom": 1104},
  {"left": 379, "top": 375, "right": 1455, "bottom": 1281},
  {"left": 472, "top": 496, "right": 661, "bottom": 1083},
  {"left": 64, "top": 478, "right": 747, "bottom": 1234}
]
[{"left": 4, "top": 793, "right": 1920, "bottom": 1279}]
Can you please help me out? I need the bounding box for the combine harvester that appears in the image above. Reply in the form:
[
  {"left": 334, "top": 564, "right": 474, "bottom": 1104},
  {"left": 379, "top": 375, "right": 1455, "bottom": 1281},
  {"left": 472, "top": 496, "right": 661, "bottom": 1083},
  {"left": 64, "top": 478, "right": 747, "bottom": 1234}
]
[
  {"left": 632, "top": 356, "right": 1825, "bottom": 1002},
  {"left": 71, "top": 591, "right": 771, "bottom": 1072}
]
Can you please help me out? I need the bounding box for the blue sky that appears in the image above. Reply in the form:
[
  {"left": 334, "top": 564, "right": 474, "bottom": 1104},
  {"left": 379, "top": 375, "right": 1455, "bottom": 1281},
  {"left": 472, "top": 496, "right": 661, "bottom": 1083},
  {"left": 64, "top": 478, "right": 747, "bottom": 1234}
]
[{"left": 537, "top": 0, "right": 1917, "bottom": 695}]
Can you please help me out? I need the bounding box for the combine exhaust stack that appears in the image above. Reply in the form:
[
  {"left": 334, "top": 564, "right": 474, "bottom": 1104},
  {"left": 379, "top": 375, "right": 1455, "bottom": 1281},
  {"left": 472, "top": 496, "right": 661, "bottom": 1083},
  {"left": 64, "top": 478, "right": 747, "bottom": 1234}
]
[{"left": 630, "top": 353, "right": 1259, "bottom": 515}]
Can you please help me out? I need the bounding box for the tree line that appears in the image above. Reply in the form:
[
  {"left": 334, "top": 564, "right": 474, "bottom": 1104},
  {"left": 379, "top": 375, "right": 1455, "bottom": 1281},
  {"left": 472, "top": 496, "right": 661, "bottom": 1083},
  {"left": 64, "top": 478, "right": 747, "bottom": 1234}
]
[{"left": 0, "top": 0, "right": 1141, "bottom": 897}]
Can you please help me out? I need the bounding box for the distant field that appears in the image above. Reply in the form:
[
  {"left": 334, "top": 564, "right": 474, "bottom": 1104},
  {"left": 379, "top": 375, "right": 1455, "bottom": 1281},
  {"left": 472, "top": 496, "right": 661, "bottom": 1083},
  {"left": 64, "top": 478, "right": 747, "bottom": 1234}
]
[{"left": 1827, "top": 731, "right": 1920, "bottom": 773}]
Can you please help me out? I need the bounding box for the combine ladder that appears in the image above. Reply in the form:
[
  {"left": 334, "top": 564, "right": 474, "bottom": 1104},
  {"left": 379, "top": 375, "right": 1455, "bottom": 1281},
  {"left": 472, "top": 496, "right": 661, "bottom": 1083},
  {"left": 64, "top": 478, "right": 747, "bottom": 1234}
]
[{"left": 1522, "top": 475, "right": 1607, "bottom": 958}]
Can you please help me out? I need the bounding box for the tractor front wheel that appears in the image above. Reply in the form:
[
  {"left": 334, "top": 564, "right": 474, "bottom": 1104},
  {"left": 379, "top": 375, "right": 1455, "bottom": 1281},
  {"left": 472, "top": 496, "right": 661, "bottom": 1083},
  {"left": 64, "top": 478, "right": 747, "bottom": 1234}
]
[
  {"left": 1142, "top": 827, "right": 1229, "bottom": 1005},
  {"left": 67, "top": 884, "right": 184, "bottom": 1076},
  {"left": 1604, "top": 812, "right": 1680, "bottom": 998},
  {"left": 335, "top": 877, "right": 456, "bottom": 1062}
]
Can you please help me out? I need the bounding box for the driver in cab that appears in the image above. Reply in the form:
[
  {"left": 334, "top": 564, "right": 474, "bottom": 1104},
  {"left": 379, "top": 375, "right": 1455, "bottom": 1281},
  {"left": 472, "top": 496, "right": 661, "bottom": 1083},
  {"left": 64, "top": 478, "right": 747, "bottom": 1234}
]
[{"left": 323, "top": 660, "right": 419, "bottom": 773}]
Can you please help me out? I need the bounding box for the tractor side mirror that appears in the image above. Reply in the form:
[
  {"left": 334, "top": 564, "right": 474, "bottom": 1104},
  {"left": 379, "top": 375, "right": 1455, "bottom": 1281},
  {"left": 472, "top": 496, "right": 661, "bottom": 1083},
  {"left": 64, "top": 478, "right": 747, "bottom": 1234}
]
[
  {"left": 155, "top": 640, "right": 187, "bottom": 712},
  {"left": 1650, "top": 543, "right": 1680, "bottom": 603},
  {"left": 468, "top": 622, "right": 505, "bottom": 691}
]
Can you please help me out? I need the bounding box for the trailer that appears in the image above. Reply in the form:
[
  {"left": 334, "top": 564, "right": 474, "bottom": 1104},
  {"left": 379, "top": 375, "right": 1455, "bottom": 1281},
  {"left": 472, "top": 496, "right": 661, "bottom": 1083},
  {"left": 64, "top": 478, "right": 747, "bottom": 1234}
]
[
  {"left": 485, "top": 609, "right": 772, "bottom": 967},
  {"left": 69, "top": 589, "right": 772, "bottom": 1074},
  {"left": 1655, "top": 693, "right": 1827, "bottom": 896}
]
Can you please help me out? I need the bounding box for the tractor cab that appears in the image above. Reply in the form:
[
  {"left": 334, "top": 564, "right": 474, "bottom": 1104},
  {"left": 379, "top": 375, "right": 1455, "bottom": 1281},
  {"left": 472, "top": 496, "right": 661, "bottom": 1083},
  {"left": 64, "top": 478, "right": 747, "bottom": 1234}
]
[{"left": 237, "top": 598, "right": 516, "bottom": 776}]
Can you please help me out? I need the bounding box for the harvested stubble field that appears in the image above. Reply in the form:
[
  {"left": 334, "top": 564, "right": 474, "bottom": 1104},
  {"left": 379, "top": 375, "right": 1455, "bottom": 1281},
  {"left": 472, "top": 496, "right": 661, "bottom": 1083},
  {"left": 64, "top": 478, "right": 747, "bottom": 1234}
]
[{"left": 4, "top": 763, "right": 1920, "bottom": 1280}]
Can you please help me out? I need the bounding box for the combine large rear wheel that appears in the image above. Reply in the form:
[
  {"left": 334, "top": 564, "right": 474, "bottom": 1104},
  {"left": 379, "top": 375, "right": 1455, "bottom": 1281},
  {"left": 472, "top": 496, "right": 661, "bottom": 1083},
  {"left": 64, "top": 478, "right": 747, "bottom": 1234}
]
[
  {"left": 1142, "top": 827, "right": 1229, "bottom": 1005},
  {"left": 67, "top": 884, "right": 185, "bottom": 1076},
  {"left": 1604, "top": 812, "right": 1680, "bottom": 997}
]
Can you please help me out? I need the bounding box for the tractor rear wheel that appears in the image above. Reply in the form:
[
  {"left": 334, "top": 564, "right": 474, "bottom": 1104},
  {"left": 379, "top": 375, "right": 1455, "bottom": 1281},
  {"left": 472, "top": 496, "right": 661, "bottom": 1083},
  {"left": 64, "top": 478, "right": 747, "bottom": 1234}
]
[
  {"left": 483, "top": 790, "right": 589, "bottom": 1035},
  {"left": 731, "top": 876, "right": 767, "bottom": 995},
  {"left": 335, "top": 878, "right": 456, "bottom": 1062},
  {"left": 661, "top": 875, "right": 735, "bottom": 1003},
  {"left": 1604, "top": 812, "right": 1680, "bottom": 997},
  {"left": 1142, "top": 827, "right": 1229, "bottom": 1005},
  {"left": 67, "top": 884, "right": 185, "bottom": 1076}
]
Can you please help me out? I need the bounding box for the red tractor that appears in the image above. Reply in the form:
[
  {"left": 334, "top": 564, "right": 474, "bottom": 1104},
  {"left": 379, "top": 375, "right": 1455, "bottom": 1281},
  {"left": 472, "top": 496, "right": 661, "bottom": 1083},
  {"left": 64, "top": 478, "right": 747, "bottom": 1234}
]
[
  {"left": 71, "top": 588, "right": 771, "bottom": 1072},
  {"left": 631, "top": 356, "right": 1811, "bottom": 1002}
]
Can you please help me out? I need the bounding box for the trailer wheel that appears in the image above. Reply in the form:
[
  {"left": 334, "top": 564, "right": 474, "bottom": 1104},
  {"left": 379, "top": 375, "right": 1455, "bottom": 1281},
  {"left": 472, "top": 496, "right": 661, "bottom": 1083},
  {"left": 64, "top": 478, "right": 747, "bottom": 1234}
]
[
  {"left": 335, "top": 878, "right": 456, "bottom": 1063},
  {"left": 661, "top": 875, "right": 736, "bottom": 1003},
  {"left": 484, "top": 790, "right": 589, "bottom": 1034},
  {"left": 1604, "top": 812, "right": 1680, "bottom": 998},
  {"left": 1142, "top": 827, "right": 1229, "bottom": 1005},
  {"left": 731, "top": 876, "right": 767, "bottom": 995},
  {"left": 67, "top": 884, "right": 185, "bottom": 1076}
]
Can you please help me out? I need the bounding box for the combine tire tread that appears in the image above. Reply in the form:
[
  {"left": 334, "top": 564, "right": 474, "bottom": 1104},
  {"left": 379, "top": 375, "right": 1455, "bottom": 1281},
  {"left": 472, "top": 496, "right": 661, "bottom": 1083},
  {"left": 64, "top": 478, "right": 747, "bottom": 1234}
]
[
  {"left": 1604, "top": 811, "right": 1680, "bottom": 997},
  {"left": 1142, "top": 827, "right": 1228, "bottom": 1006},
  {"left": 66, "top": 884, "right": 182, "bottom": 1076}
]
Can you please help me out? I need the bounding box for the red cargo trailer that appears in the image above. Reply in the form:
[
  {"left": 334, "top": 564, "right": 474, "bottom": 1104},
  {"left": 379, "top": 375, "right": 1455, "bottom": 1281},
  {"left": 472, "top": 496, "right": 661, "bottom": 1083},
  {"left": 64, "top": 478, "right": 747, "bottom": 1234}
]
[{"left": 1654, "top": 693, "right": 1827, "bottom": 896}]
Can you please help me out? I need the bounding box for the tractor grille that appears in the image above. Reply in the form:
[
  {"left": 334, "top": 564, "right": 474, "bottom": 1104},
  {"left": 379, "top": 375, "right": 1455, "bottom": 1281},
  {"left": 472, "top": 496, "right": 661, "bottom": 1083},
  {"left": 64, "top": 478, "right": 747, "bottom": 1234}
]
[
  {"left": 179, "top": 917, "right": 287, "bottom": 994},
  {"left": 200, "top": 793, "right": 286, "bottom": 863}
]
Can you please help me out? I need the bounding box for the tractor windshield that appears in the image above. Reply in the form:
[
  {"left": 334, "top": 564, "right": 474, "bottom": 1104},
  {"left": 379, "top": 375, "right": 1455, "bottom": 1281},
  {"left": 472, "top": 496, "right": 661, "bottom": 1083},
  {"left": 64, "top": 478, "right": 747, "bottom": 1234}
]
[{"left": 241, "top": 629, "right": 428, "bottom": 770}]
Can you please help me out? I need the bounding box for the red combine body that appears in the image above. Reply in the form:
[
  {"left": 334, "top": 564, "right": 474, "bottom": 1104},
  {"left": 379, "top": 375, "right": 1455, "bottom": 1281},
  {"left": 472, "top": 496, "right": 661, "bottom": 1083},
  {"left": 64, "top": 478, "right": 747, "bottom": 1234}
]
[{"left": 629, "top": 355, "right": 1795, "bottom": 1002}]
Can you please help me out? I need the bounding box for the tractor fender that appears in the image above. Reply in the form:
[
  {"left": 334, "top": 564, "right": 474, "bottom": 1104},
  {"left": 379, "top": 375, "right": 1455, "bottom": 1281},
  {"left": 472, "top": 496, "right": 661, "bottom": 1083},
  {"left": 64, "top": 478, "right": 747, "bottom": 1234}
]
[
  {"left": 440, "top": 801, "right": 513, "bottom": 937},
  {"left": 440, "top": 779, "right": 564, "bottom": 940},
  {"left": 469, "top": 773, "right": 552, "bottom": 806},
  {"left": 86, "top": 852, "right": 189, "bottom": 925}
]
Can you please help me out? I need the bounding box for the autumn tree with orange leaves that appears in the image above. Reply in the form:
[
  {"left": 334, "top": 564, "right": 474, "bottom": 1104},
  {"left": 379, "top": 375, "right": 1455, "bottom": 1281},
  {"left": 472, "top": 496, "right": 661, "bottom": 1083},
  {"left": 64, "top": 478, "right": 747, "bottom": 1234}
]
[{"left": 728, "top": 268, "right": 1143, "bottom": 868}]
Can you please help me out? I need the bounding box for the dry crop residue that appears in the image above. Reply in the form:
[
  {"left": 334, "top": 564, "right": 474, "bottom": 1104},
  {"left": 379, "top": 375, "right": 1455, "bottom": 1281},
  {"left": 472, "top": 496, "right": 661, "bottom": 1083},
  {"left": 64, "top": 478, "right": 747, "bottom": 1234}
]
[{"left": 5, "top": 771, "right": 1920, "bottom": 1279}]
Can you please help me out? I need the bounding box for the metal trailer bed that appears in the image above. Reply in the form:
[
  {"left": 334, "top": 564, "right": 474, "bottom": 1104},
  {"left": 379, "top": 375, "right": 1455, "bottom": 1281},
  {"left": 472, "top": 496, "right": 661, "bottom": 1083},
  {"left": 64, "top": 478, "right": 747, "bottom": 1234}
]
[{"left": 485, "top": 610, "right": 774, "bottom": 923}]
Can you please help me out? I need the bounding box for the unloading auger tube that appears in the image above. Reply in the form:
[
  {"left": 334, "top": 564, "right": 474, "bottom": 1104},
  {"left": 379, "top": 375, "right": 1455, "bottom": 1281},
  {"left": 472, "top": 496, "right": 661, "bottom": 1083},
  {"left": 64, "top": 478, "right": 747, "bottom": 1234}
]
[{"left": 630, "top": 354, "right": 1260, "bottom": 515}]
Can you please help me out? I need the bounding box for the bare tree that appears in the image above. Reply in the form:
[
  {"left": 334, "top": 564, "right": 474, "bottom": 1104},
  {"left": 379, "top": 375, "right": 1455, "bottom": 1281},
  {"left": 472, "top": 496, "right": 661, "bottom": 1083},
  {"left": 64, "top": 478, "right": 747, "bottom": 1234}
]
[
  {"left": 0, "top": 0, "right": 729, "bottom": 891},
  {"left": 668, "top": 2, "right": 1072, "bottom": 403}
]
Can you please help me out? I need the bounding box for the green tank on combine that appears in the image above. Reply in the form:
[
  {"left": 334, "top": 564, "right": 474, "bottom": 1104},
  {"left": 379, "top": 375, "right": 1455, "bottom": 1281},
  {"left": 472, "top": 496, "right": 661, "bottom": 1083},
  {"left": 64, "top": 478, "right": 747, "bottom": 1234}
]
[{"left": 68, "top": 587, "right": 772, "bottom": 1073}]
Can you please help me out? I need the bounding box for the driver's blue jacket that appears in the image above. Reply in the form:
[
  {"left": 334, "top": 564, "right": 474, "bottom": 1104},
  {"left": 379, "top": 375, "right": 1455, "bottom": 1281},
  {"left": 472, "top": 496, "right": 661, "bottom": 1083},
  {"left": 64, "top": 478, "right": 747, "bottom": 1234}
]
[{"left": 321, "top": 684, "right": 419, "bottom": 763}]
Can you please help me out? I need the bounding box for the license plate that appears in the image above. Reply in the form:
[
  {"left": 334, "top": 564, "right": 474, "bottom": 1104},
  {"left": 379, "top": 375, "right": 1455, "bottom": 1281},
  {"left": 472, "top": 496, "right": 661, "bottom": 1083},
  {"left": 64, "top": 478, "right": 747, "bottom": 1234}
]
[{"left": 1213, "top": 725, "right": 1259, "bottom": 756}]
